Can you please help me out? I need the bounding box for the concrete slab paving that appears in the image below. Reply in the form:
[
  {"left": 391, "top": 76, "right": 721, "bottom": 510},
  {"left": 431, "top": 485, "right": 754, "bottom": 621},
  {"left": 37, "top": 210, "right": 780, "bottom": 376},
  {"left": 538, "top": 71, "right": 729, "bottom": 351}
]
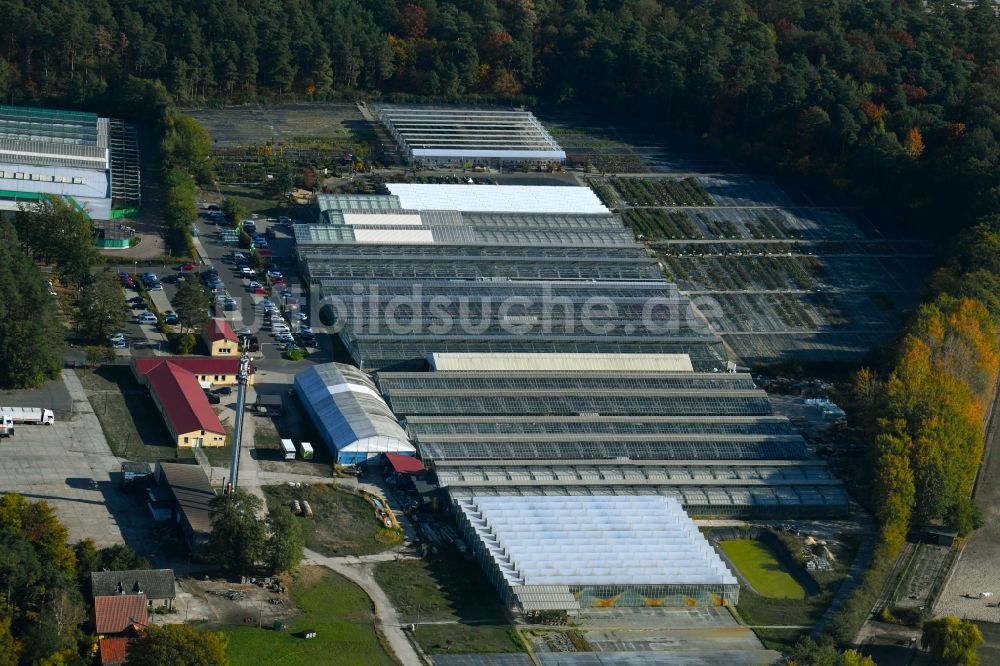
[{"left": 0, "top": 370, "right": 129, "bottom": 548}]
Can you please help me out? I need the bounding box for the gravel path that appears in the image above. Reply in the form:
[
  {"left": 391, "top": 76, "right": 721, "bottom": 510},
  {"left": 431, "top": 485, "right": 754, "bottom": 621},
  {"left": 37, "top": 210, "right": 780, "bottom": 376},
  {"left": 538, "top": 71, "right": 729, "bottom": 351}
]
[{"left": 303, "top": 548, "right": 423, "bottom": 665}]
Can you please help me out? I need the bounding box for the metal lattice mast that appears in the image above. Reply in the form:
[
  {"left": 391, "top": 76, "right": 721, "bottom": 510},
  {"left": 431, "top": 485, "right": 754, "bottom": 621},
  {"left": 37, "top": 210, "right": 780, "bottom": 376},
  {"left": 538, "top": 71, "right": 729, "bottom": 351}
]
[{"left": 226, "top": 348, "right": 252, "bottom": 493}]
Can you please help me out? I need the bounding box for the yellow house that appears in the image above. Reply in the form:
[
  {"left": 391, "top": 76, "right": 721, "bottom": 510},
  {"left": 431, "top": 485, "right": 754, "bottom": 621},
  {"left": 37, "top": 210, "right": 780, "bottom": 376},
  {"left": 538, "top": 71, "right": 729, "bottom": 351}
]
[
  {"left": 132, "top": 357, "right": 255, "bottom": 388},
  {"left": 202, "top": 318, "right": 238, "bottom": 356},
  {"left": 145, "top": 361, "right": 226, "bottom": 448}
]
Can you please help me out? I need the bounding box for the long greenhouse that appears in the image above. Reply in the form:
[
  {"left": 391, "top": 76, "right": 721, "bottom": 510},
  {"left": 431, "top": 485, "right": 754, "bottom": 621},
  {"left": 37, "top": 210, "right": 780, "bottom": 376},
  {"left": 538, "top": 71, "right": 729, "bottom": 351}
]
[
  {"left": 454, "top": 495, "right": 739, "bottom": 612},
  {"left": 375, "top": 352, "right": 849, "bottom": 517},
  {"left": 377, "top": 106, "right": 566, "bottom": 166}
]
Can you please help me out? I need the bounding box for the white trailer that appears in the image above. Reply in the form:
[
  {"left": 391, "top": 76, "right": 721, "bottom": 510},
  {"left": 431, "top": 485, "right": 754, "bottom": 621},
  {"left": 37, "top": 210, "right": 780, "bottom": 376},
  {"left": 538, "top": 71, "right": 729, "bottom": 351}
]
[
  {"left": 0, "top": 407, "right": 55, "bottom": 425},
  {"left": 280, "top": 438, "right": 296, "bottom": 461}
]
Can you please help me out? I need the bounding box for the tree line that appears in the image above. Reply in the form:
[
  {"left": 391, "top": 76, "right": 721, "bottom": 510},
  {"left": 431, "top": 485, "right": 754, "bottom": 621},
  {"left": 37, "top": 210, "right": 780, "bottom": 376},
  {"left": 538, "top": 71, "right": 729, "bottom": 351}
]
[
  {"left": 0, "top": 1, "right": 994, "bottom": 235},
  {"left": 825, "top": 219, "right": 1000, "bottom": 646}
]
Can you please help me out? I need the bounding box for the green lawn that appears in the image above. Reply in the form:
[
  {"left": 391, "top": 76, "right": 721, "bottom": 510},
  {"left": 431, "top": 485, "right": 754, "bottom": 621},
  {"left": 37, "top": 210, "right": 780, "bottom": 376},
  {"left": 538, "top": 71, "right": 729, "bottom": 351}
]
[
  {"left": 413, "top": 624, "right": 526, "bottom": 655},
  {"left": 79, "top": 365, "right": 182, "bottom": 462},
  {"left": 721, "top": 539, "right": 807, "bottom": 599},
  {"left": 374, "top": 547, "right": 509, "bottom": 623},
  {"left": 262, "top": 484, "right": 402, "bottom": 556},
  {"left": 224, "top": 566, "right": 394, "bottom": 666}
]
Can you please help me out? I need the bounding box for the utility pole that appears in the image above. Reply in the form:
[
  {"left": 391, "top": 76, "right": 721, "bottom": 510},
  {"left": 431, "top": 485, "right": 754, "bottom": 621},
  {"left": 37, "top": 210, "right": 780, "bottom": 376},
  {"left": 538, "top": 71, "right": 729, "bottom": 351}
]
[{"left": 226, "top": 348, "right": 252, "bottom": 493}]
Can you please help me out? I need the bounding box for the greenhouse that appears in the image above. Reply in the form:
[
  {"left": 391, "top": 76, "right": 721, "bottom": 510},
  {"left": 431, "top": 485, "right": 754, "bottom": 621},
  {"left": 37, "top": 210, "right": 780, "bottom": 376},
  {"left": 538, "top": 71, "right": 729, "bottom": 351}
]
[
  {"left": 314, "top": 277, "right": 723, "bottom": 371},
  {"left": 0, "top": 105, "right": 139, "bottom": 219},
  {"left": 386, "top": 184, "right": 607, "bottom": 214},
  {"left": 454, "top": 495, "right": 739, "bottom": 612},
  {"left": 377, "top": 106, "right": 566, "bottom": 166},
  {"left": 437, "top": 459, "right": 849, "bottom": 517},
  {"left": 293, "top": 363, "right": 415, "bottom": 465}
]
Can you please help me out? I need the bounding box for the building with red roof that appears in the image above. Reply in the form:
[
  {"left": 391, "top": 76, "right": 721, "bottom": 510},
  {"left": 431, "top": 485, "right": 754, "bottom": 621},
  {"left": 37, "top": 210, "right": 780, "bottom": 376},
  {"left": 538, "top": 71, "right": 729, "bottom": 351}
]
[
  {"left": 98, "top": 637, "right": 130, "bottom": 665},
  {"left": 93, "top": 594, "right": 148, "bottom": 635},
  {"left": 132, "top": 356, "right": 254, "bottom": 388},
  {"left": 145, "top": 361, "right": 226, "bottom": 448},
  {"left": 384, "top": 452, "right": 426, "bottom": 474},
  {"left": 202, "top": 318, "right": 238, "bottom": 356}
]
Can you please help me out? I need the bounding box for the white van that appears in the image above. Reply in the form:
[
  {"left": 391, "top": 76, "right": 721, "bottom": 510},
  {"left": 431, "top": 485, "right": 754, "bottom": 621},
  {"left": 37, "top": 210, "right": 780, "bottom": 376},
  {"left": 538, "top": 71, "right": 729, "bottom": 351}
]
[
  {"left": 280, "top": 438, "right": 296, "bottom": 460},
  {"left": 298, "top": 441, "right": 314, "bottom": 460}
]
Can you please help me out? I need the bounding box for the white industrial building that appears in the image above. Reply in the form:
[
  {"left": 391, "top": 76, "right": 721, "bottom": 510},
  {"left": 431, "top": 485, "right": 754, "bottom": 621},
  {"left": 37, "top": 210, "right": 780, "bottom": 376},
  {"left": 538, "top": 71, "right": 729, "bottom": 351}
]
[
  {"left": 377, "top": 106, "right": 565, "bottom": 167},
  {"left": 293, "top": 363, "right": 416, "bottom": 465},
  {"left": 0, "top": 105, "right": 119, "bottom": 219},
  {"left": 454, "top": 495, "right": 739, "bottom": 612}
]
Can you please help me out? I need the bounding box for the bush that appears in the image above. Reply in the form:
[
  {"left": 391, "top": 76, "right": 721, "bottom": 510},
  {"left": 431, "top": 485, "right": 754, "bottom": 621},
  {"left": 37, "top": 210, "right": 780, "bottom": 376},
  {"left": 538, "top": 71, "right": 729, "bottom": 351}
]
[
  {"left": 171, "top": 332, "right": 197, "bottom": 354},
  {"left": 949, "top": 498, "right": 983, "bottom": 536},
  {"left": 285, "top": 347, "right": 306, "bottom": 361},
  {"left": 222, "top": 198, "right": 245, "bottom": 225}
]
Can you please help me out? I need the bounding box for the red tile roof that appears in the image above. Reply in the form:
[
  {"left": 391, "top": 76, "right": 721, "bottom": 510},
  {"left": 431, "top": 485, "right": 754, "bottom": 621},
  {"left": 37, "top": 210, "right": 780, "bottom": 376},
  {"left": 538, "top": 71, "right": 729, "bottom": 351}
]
[
  {"left": 99, "top": 637, "right": 129, "bottom": 665},
  {"left": 205, "top": 318, "right": 238, "bottom": 343},
  {"left": 146, "top": 362, "right": 225, "bottom": 436},
  {"left": 385, "top": 453, "right": 425, "bottom": 474},
  {"left": 94, "top": 595, "right": 148, "bottom": 634},
  {"left": 133, "top": 356, "right": 250, "bottom": 378}
]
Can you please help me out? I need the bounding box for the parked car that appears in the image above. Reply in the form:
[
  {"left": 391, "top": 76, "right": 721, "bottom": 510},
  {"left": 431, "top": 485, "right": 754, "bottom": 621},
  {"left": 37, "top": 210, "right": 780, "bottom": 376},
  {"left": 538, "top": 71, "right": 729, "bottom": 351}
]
[
  {"left": 129, "top": 296, "right": 145, "bottom": 304},
  {"left": 253, "top": 238, "right": 269, "bottom": 248},
  {"left": 131, "top": 302, "right": 147, "bottom": 311},
  {"left": 136, "top": 312, "right": 157, "bottom": 324},
  {"left": 270, "top": 276, "right": 286, "bottom": 286},
  {"left": 161, "top": 274, "right": 179, "bottom": 284},
  {"left": 147, "top": 282, "right": 163, "bottom": 291},
  {"left": 291, "top": 312, "right": 308, "bottom": 321},
  {"left": 241, "top": 267, "right": 255, "bottom": 278},
  {"left": 141, "top": 272, "right": 157, "bottom": 280},
  {"left": 213, "top": 386, "right": 233, "bottom": 395},
  {"left": 299, "top": 326, "right": 314, "bottom": 336},
  {"left": 163, "top": 312, "right": 179, "bottom": 325},
  {"left": 204, "top": 391, "right": 221, "bottom": 405},
  {"left": 223, "top": 300, "right": 239, "bottom": 311},
  {"left": 279, "top": 289, "right": 293, "bottom": 299},
  {"left": 266, "top": 270, "right": 283, "bottom": 279},
  {"left": 108, "top": 333, "right": 126, "bottom": 344},
  {"left": 111, "top": 339, "right": 127, "bottom": 349},
  {"left": 250, "top": 285, "right": 267, "bottom": 295},
  {"left": 178, "top": 262, "right": 195, "bottom": 272},
  {"left": 242, "top": 221, "right": 256, "bottom": 233}
]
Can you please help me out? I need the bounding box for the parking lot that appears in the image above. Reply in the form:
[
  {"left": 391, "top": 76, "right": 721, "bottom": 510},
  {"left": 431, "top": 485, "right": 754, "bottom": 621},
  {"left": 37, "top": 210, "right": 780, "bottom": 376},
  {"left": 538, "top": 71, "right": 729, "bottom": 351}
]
[
  {"left": 0, "top": 371, "right": 149, "bottom": 549},
  {"left": 193, "top": 212, "right": 336, "bottom": 374}
]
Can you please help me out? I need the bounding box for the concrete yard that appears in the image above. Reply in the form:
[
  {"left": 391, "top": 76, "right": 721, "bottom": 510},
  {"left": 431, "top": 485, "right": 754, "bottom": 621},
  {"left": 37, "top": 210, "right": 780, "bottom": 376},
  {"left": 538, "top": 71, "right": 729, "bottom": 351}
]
[{"left": 0, "top": 370, "right": 134, "bottom": 548}]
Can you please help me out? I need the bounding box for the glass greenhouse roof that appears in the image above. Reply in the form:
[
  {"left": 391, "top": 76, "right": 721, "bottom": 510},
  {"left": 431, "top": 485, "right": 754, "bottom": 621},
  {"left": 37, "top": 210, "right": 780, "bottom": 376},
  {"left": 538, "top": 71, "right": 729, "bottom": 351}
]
[{"left": 457, "top": 496, "right": 737, "bottom": 586}]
